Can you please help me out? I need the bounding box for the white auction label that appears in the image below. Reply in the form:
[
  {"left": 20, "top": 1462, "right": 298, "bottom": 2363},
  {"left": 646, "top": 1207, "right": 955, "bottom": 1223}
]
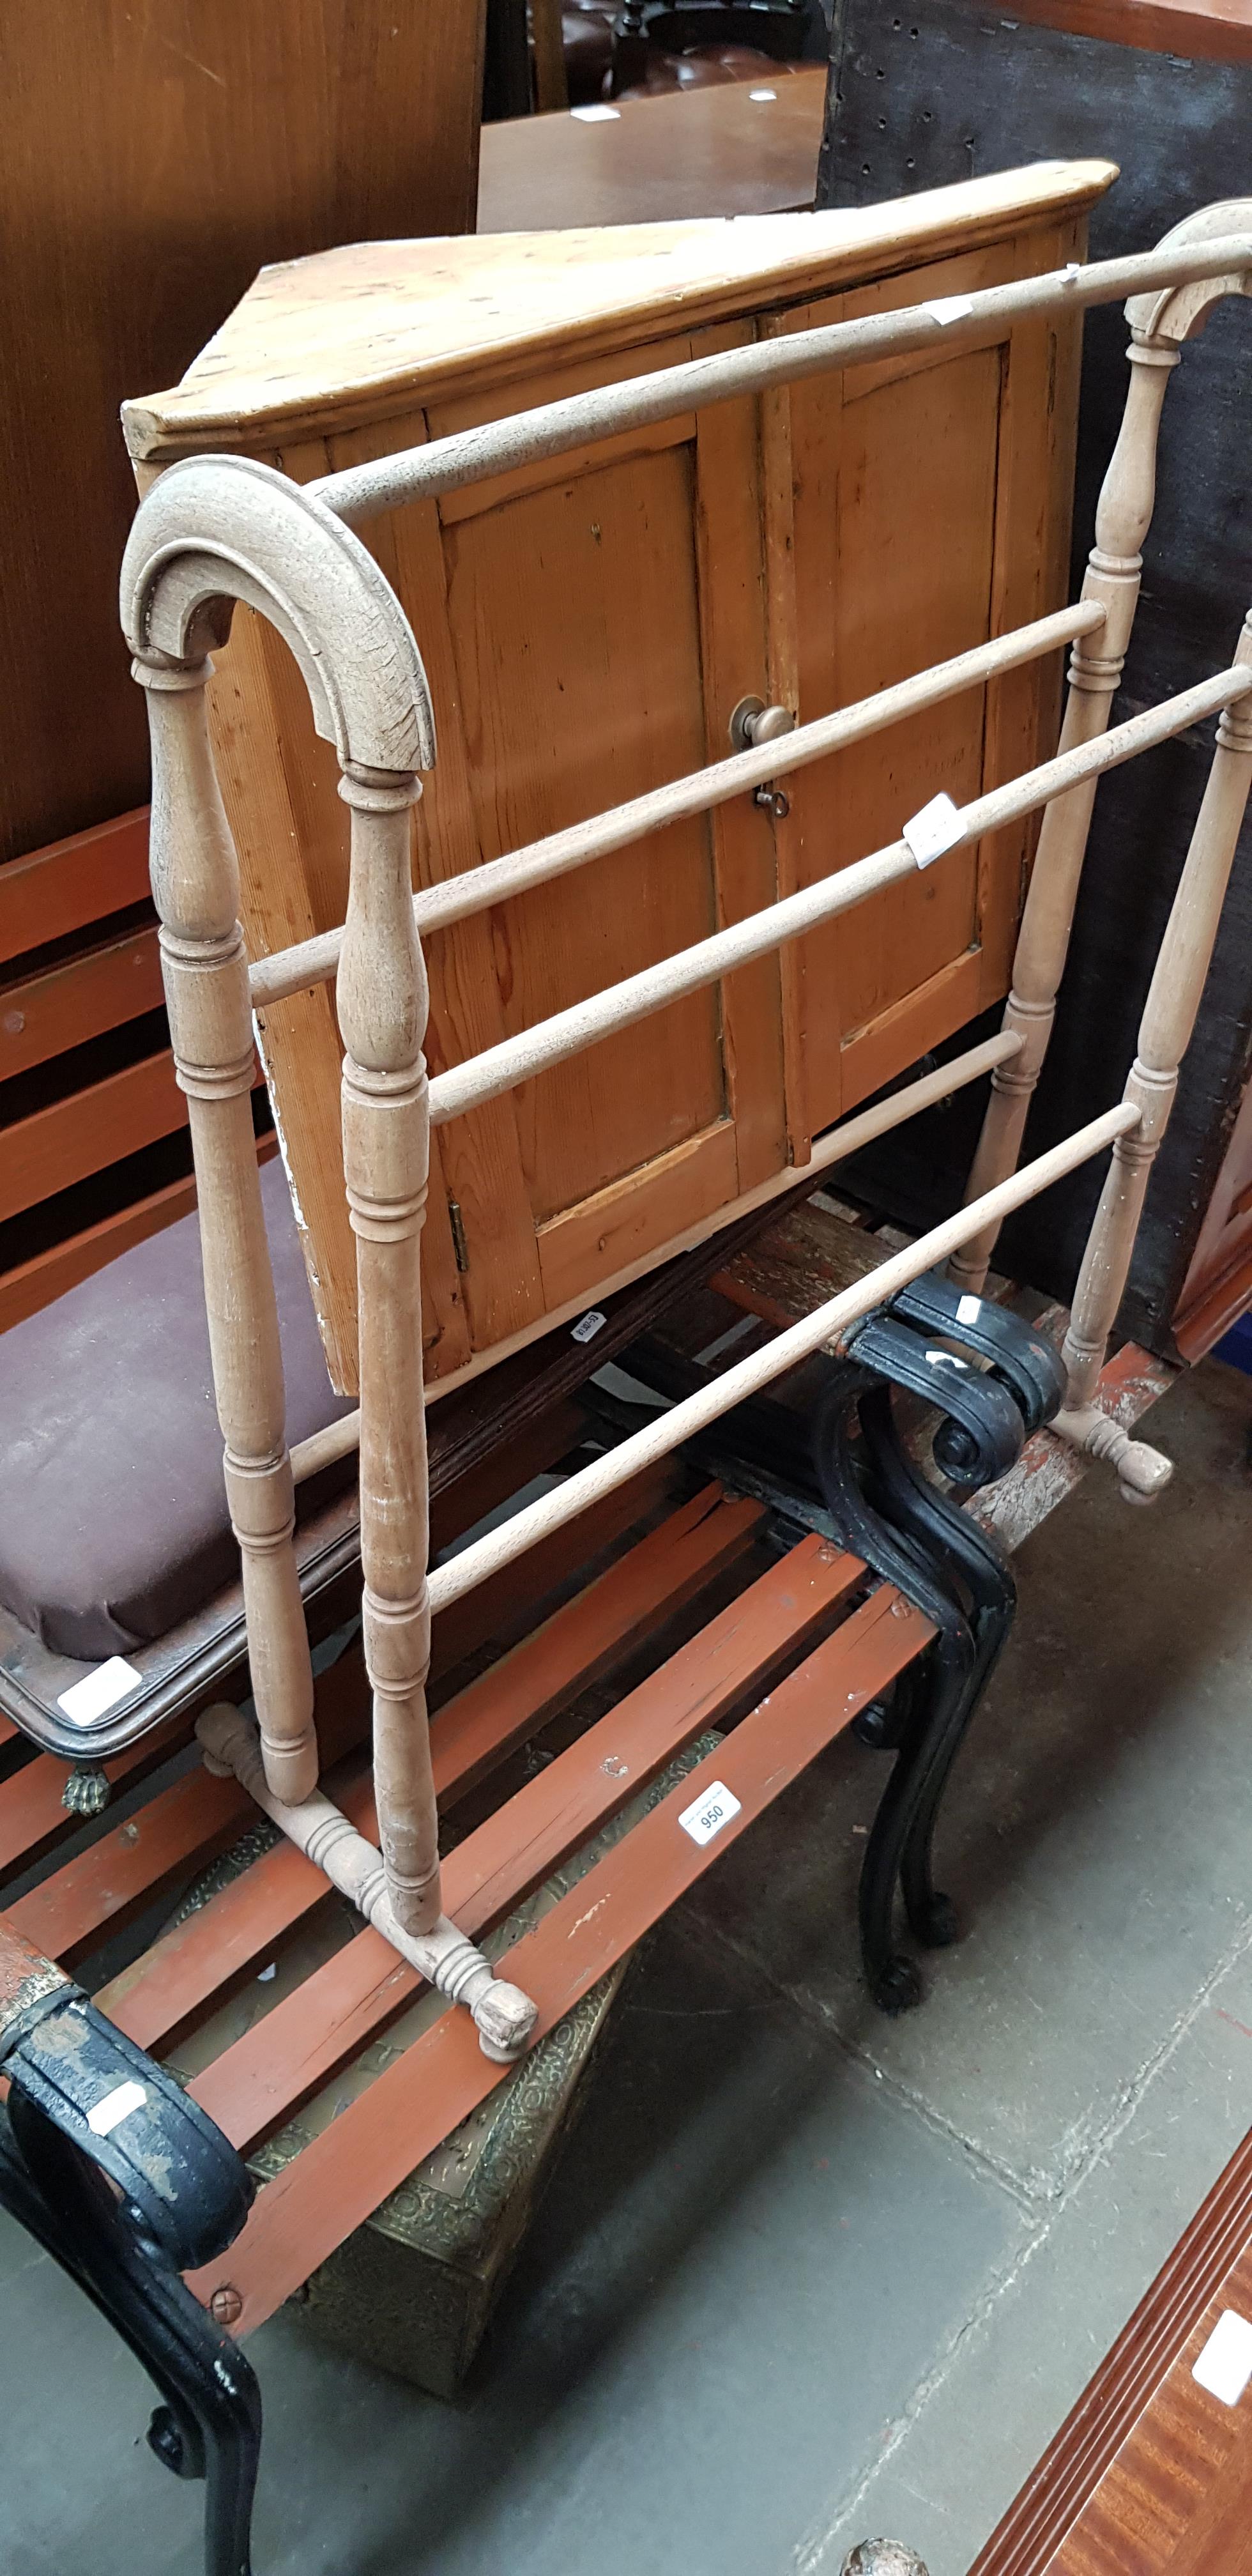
[
  {"left": 1193, "top": 2310, "right": 1252, "bottom": 2407},
  {"left": 678, "top": 1781, "right": 742, "bottom": 1847},
  {"left": 923, "top": 293, "right": 975, "bottom": 326},
  {"left": 57, "top": 1656, "right": 142, "bottom": 1728},
  {"left": 571, "top": 1308, "right": 607, "bottom": 1344},
  {"left": 903, "top": 790, "right": 965, "bottom": 869},
  {"left": 88, "top": 2079, "right": 148, "bottom": 2138},
  {"left": 956, "top": 1294, "right": 982, "bottom": 1325}
]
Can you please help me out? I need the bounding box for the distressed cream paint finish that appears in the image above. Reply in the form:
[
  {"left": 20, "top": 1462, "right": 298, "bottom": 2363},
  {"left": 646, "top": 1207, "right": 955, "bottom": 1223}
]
[{"left": 121, "top": 210, "right": 1252, "bottom": 2046}]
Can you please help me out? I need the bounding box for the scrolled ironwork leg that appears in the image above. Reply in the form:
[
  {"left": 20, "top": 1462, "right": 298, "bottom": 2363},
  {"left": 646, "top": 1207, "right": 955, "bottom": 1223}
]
[
  {"left": 813, "top": 1367, "right": 979, "bottom": 2012},
  {"left": 856, "top": 1379, "right": 1017, "bottom": 1952},
  {"left": 0, "top": 1923, "right": 259, "bottom": 2576},
  {"left": 0, "top": 2096, "right": 261, "bottom": 2576},
  {"left": 813, "top": 1285, "right": 1058, "bottom": 2007}
]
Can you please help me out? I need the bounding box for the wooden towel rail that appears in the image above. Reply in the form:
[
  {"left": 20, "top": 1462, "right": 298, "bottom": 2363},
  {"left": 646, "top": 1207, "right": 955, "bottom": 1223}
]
[
  {"left": 304, "top": 228, "right": 1252, "bottom": 526},
  {"left": 250, "top": 601, "right": 1105, "bottom": 1005},
  {"left": 118, "top": 206, "right": 1252, "bottom": 2060}
]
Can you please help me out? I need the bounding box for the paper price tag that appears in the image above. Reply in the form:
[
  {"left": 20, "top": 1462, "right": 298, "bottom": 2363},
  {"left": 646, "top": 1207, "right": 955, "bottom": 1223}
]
[
  {"left": 903, "top": 792, "right": 965, "bottom": 868},
  {"left": 571, "top": 1309, "right": 607, "bottom": 1344},
  {"left": 923, "top": 294, "right": 975, "bottom": 326},
  {"left": 570, "top": 103, "right": 620, "bottom": 121},
  {"left": 749, "top": 87, "right": 777, "bottom": 100},
  {"left": 956, "top": 1294, "right": 982, "bottom": 1325},
  {"left": 1193, "top": 2311, "right": 1252, "bottom": 2407},
  {"left": 88, "top": 2080, "right": 148, "bottom": 2138},
  {"left": 678, "top": 1781, "right": 742, "bottom": 1848},
  {"left": 57, "top": 1655, "right": 142, "bottom": 1728}
]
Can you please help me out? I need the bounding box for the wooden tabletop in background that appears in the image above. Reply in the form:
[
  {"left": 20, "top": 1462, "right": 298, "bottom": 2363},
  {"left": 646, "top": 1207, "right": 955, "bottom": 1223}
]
[{"left": 477, "top": 66, "right": 827, "bottom": 233}]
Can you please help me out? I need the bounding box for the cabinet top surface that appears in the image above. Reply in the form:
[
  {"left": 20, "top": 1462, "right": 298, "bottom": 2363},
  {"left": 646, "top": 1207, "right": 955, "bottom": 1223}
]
[{"left": 123, "top": 158, "right": 1115, "bottom": 459}]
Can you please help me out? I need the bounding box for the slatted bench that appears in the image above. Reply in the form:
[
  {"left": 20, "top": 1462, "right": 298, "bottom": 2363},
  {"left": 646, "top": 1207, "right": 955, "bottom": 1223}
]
[
  {"left": 0, "top": 1172, "right": 1173, "bottom": 2543},
  {"left": 0, "top": 1211, "right": 1167, "bottom": 2536}
]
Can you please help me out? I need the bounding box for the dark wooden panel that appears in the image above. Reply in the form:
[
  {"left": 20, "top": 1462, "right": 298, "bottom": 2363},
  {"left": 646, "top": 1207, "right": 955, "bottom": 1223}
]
[
  {"left": 817, "top": 2, "right": 1252, "bottom": 1355},
  {"left": 0, "top": 0, "right": 485, "bottom": 871}
]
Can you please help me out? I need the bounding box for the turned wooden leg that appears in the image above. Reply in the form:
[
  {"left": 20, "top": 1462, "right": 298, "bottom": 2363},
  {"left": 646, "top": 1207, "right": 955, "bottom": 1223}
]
[
  {"left": 335, "top": 763, "right": 441, "bottom": 1937},
  {"left": 199, "top": 1705, "right": 537, "bottom": 2060},
  {"left": 137, "top": 655, "right": 317, "bottom": 1800},
  {"left": 1056, "top": 626, "right": 1252, "bottom": 1490},
  {"left": 951, "top": 335, "right": 1179, "bottom": 1298}
]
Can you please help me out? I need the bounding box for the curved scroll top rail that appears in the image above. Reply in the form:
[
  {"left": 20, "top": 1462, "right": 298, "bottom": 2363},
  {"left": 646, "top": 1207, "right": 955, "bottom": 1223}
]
[{"left": 120, "top": 452, "right": 435, "bottom": 775}]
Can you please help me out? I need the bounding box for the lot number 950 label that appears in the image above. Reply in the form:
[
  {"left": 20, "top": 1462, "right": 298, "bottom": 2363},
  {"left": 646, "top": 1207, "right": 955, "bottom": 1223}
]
[{"left": 678, "top": 1781, "right": 743, "bottom": 1847}]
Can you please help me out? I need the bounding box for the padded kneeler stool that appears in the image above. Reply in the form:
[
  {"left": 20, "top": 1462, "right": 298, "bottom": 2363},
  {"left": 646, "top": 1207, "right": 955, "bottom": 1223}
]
[{"left": 0, "top": 1158, "right": 357, "bottom": 1797}]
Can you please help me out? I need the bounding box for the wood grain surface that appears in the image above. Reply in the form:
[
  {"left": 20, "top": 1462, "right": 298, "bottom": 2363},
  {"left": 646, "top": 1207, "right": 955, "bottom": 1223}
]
[
  {"left": 0, "top": 0, "right": 485, "bottom": 871},
  {"left": 132, "top": 166, "right": 1106, "bottom": 1393},
  {"left": 976, "top": 0, "right": 1252, "bottom": 66},
  {"left": 973, "top": 2125, "right": 1252, "bottom": 2576},
  {"left": 476, "top": 66, "right": 827, "bottom": 233},
  {"left": 123, "top": 164, "right": 1112, "bottom": 456}
]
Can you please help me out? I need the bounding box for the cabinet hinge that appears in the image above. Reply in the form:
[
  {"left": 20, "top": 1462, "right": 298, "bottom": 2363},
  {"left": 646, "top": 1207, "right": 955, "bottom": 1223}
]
[{"left": 447, "top": 1197, "right": 470, "bottom": 1273}]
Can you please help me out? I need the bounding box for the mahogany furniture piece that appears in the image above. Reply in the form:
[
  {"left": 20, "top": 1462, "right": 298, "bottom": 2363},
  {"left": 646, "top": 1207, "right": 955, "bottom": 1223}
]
[
  {"left": 123, "top": 164, "right": 1108, "bottom": 1398},
  {"left": 477, "top": 60, "right": 827, "bottom": 228},
  {"left": 970, "top": 2119, "right": 1252, "bottom": 2576},
  {"left": 819, "top": 0, "right": 1252, "bottom": 1362},
  {"left": 965, "top": 0, "right": 1252, "bottom": 61},
  {"left": 0, "top": 0, "right": 485, "bottom": 1332}
]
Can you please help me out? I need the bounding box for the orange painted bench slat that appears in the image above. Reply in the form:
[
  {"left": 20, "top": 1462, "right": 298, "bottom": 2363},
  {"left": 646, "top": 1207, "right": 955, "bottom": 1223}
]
[
  {"left": 56, "top": 1487, "right": 757, "bottom": 2026},
  {"left": 0, "top": 924, "right": 164, "bottom": 1080},
  {"left": 187, "top": 1582, "right": 931, "bottom": 2334},
  {"left": 188, "top": 1535, "right": 860, "bottom": 2152},
  {"left": 0, "top": 809, "right": 150, "bottom": 965}
]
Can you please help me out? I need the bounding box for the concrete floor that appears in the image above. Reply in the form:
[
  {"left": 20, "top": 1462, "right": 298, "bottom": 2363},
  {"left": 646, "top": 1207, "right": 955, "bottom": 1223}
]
[{"left": 5, "top": 1357, "right": 1252, "bottom": 2576}]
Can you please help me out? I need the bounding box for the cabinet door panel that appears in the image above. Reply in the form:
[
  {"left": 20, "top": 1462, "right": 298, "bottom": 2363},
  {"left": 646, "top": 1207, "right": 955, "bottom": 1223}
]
[
  {"left": 193, "top": 208, "right": 1083, "bottom": 1393},
  {"left": 772, "top": 221, "right": 1080, "bottom": 1138},
  {"left": 783, "top": 334, "right": 1001, "bottom": 1131},
  {"left": 437, "top": 447, "right": 725, "bottom": 1224}
]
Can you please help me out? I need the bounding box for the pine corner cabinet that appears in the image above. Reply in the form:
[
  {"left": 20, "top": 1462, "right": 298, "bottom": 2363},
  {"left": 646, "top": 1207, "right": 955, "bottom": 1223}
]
[{"left": 123, "top": 159, "right": 1114, "bottom": 1399}]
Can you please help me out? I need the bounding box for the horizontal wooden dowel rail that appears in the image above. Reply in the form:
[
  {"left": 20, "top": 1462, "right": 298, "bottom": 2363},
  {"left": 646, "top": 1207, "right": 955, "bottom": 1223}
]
[
  {"left": 425, "top": 1100, "right": 1138, "bottom": 1616},
  {"left": 248, "top": 602, "right": 1103, "bottom": 1008},
  {"left": 427, "top": 664, "right": 1252, "bottom": 1131},
  {"left": 287, "top": 1027, "right": 1019, "bottom": 1485},
  {"left": 310, "top": 234, "right": 1252, "bottom": 528}
]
